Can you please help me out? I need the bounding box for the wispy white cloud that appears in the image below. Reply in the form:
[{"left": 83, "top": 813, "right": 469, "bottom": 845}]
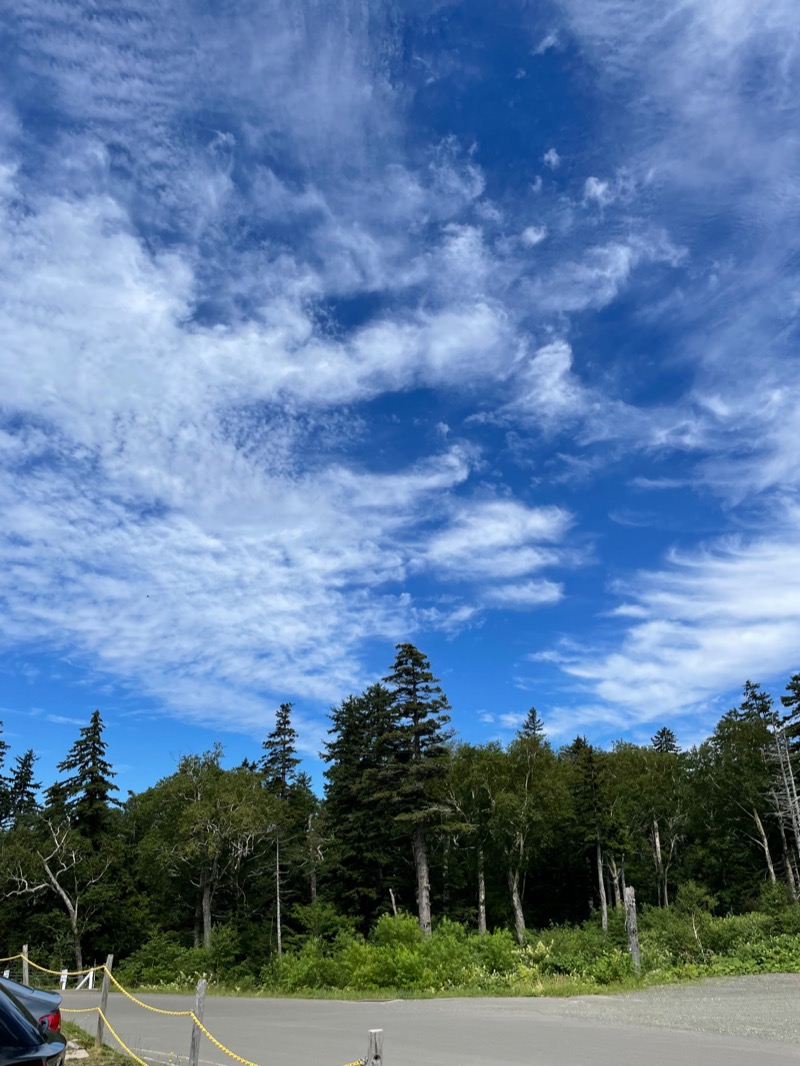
[
  {"left": 484, "top": 580, "right": 563, "bottom": 608},
  {"left": 547, "top": 514, "right": 800, "bottom": 724},
  {"left": 423, "top": 499, "right": 572, "bottom": 582},
  {"left": 4, "top": 0, "right": 800, "bottom": 753}
]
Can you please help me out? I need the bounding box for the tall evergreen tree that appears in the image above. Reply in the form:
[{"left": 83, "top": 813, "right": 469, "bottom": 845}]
[
  {"left": 8, "top": 750, "right": 40, "bottom": 821},
  {"left": 47, "top": 710, "right": 118, "bottom": 842},
  {"left": 651, "top": 727, "right": 679, "bottom": 754},
  {"left": 567, "top": 739, "right": 613, "bottom": 930},
  {"left": 380, "top": 643, "right": 453, "bottom": 935},
  {"left": 0, "top": 723, "right": 11, "bottom": 826},
  {"left": 261, "top": 702, "right": 301, "bottom": 799},
  {"left": 781, "top": 673, "right": 800, "bottom": 750},
  {"left": 708, "top": 684, "right": 778, "bottom": 890},
  {"left": 518, "top": 707, "right": 545, "bottom": 740},
  {"left": 323, "top": 684, "right": 400, "bottom": 928}
]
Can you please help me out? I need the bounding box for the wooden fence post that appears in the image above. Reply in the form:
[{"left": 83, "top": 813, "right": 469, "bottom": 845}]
[
  {"left": 624, "top": 886, "right": 641, "bottom": 974},
  {"left": 21, "top": 945, "right": 29, "bottom": 986},
  {"left": 365, "top": 1029, "right": 383, "bottom": 1066},
  {"left": 96, "top": 954, "right": 114, "bottom": 1047},
  {"left": 188, "top": 977, "right": 207, "bottom": 1066}
]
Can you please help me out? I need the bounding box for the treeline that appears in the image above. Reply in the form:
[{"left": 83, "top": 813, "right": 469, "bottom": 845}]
[{"left": 1, "top": 644, "right": 800, "bottom": 986}]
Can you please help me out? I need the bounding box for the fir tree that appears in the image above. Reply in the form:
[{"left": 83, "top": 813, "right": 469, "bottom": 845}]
[
  {"left": 380, "top": 643, "right": 453, "bottom": 935},
  {"left": 651, "top": 727, "right": 680, "bottom": 754},
  {"left": 781, "top": 673, "right": 800, "bottom": 750},
  {"left": 261, "top": 702, "right": 301, "bottom": 799},
  {"left": 518, "top": 706, "right": 545, "bottom": 740},
  {"left": 9, "top": 749, "right": 40, "bottom": 821},
  {"left": 0, "top": 722, "right": 10, "bottom": 825},
  {"left": 568, "top": 740, "right": 613, "bottom": 929},
  {"left": 322, "top": 684, "right": 399, "bottom": 927},
  {"left": 47, "top": 709, "right": 119, "bottom": 842}
]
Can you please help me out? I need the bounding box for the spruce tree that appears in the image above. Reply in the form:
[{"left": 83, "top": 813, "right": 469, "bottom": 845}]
[
  {"left": 781, "top": 673, "right": 800, "bottom": 750},
  {"left": 380, "top": 643, "right": 453, "bottom": 935},
  {"left": 518, "top": 706, "right": 545, "bottom": 740},
  {"left": 0, "top": 722, "right": 11, "bottom": 825},
  {"left": 322, "top": 684, "right": 400, "bottom": 927},
  {"left": 9, "top": 750, "right": 40, "bottom": 821},
  {"left": 47, "top": 709, "right": 118, "bottom": 842},
  {"left": 568, "top": 740, "right": 613, "bottom": 929},
  {"left": 651, "top": 727, "right": 679, "bottom": 754},
  {"left": 261, "top": 702, "right": 301, "bottom": 799}
]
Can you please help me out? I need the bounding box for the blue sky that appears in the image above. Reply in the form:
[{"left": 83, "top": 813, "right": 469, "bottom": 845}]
[{"left": 2, "top": 0, "right": 800, "bottom": 796}]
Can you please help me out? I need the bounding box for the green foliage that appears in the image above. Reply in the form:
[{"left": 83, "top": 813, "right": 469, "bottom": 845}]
[
  {"left": 261, "top": 703, "right": 300, "bottom": 798},
  {"left": 5, "top": 664, "right": 800, "bottom": 1000},
  {"left": 46, "top": 710, "right": 119, "bottom": 842},
  {"left": 116, "top": 924, "right": 247, "bottom": 985}
]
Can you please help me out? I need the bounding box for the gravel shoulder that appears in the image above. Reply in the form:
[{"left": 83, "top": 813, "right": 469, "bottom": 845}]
[{"left": 554, "top": 972, "right": 800, "bottom": 1044}]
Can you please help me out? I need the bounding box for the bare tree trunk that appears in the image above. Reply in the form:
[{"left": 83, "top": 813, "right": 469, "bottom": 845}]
[
  {"left": 752, "top": 807, "right": 777, "bottom": 882},
  {"left": 308, "top": 814, "right": 318, "bottom": 903},
  {"left": 201, "top": 872, "right": 213, "bottom": 949},
  {"left": 596, "top": 838, "right": 608, "bottom": 932},
  {"left": 608, "top": 855, "right": 622, "bottom": 909},
  {"left": 71, "top": 924, "right": 83, "bottom": 972},
  {"left": 388, "top": 887, "right": 398, "bottom": 916},
  {"left": 412, "top": 823, "right": 432, "bottom": 935},
  {"left": 507, "top": 867, "right": 526, "bottom": 945},
  {"left": 442, "top": 836, "right": 451, "bottom": 918},
  {"left": 652, "top": 820, "right": 667, "bottom": 907},
  {"left": 42, "top": 854, "right": 83, "bottom": 969},
  {"left": 624, "top": 886, "right": 640, "bottom": 974},
  {"left": 774, "top": 729, "right": 800, "bottom": 866},
  {"left": 477, "top": 844, "right": 487, "bottom": 936},
  {"left": 275, "top": 837, "right": 283, "bottom": 957},
  {"left": 193, "top": 898, "right": 202, "bottom": 948},
  {"left": 776, "top": 814, "right": 798, "bottom": 899}
]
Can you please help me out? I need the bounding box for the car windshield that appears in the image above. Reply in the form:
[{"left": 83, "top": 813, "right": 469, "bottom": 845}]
[{"left": 0, "top": 987, "right": 45, "bottom": 1048}]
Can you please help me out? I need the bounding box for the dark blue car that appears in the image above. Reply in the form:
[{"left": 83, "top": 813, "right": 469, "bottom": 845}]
[
  {"left": 0, "top": 979, "right": 61, "bottom": 1033},
  {"left": 0, "top": 983, "right": 65, "bottom": 1066}
]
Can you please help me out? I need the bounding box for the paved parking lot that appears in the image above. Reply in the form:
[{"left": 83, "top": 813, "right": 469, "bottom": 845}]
[{"left": 63, "top": 974, "right": 800, "bottom": 1066}]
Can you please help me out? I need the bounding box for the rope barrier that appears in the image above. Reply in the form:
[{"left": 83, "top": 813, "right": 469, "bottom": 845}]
[
  {"left": 190, "top": 1017, "right": 260, "bottom": 1066},
  {"left": 2, "top": 956, "right": 95, "bottom": 977},
  {"left": 62, "top": 1006, "right": 149, "bottom": 1066},
  {"left": 16, "top": 955, "right": 366, "bottom": 1066},
  {"left": 104, "top": 971, "right": 195, "bottom": 1017},
  {"left": 99, "top": 1009, "right": 151, "bottom": 1066},
  {"left": 29, "top": 960, "right": 96, "bottom": 977}
]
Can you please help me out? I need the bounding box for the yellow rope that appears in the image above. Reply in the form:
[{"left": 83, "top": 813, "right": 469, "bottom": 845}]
[
  {"left": 24, "top": 958, "right": 96, "bottom": 977},
  {"left": 98, "top": 1009, "right": 151, "bottom": 1066},
  {"left": 104, "top": 971, "right": 195, "bottom": 1017},
  {"left": 61, "top": 1006, "right": 148, "bottom": 1066},
  {"left": 25, "top": 957, "right": 363, "bottom": 1066},
  {"left": 190, "top": 1017, "right": 260, "bottom": 1066},
  {"left": 103, "top": 972, "right": 259, "bottom": 1066}
]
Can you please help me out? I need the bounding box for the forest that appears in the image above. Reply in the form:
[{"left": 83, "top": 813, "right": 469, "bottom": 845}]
[{"left": 2, "top": 642, "right": 800, "bottom": 996}]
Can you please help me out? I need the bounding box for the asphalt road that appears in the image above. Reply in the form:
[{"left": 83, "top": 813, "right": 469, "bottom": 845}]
[{"left": 62, "top": 974, "right": 800, "bottom": 1066}]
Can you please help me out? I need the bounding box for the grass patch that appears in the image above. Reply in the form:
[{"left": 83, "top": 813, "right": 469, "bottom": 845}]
[{"left": 62, "top": 1020, "right": 132, "bottom": 1066}]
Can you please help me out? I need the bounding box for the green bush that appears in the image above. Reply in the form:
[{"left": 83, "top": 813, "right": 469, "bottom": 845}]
[{"left": 119, "top": 898, "right": 800, "bottom": 995}]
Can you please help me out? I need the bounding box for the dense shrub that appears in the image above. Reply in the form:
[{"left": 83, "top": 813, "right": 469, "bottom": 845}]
[{"left": 118, "top": 903, "right": 800, "bottom": 995}]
